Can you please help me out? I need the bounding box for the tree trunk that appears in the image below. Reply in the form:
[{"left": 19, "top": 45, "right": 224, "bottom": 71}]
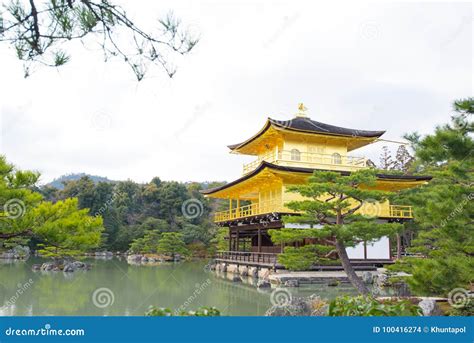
[
  {"left": 396, "top": 233, "right": 402, "bottom": 259},
  {"left": 335, "top": 239, "right": 369, "bottom": 295}
]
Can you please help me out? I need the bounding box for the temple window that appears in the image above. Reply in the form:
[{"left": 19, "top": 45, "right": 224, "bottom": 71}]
[
  {"left": 290, "top": 149, "right": 301, "bottom": 161},
  {"left": 332, "top": 153, "right": 342, "bottom": 164}
]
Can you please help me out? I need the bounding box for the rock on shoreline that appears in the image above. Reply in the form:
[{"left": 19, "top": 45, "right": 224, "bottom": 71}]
[
  {"left": 127, "top": 254, "right": 182, "bottom": 265},
  {"left": 0, "top": 246, "right": 31, "bottom": 260},
  {"left": 32, "top": 261, "right": 91, "bottom": 273}
]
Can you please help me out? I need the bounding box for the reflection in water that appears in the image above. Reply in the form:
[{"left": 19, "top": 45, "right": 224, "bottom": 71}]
[{"left": 0, "top": 258, "right": 356, "bottom": 316}]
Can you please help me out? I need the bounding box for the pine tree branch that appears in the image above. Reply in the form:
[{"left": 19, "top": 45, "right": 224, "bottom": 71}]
[
  {"left": 0, "top": 229, "right": 33, "bottom": 239},
  {"left": 28, "top": 0, "right": 41, "bottom": 53}
]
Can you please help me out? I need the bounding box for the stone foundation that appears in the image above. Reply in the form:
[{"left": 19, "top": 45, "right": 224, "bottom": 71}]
[
  {"left": 238, "top": 265, "right": 248, "bottom": 276},
  {"left": 258, "top": 268, "right": 271, "bottom": 280},
  {"left": 226, "top": 264, "right": 239, "bottom": 274},
  {"left": 213, "top": 262, "right": 274, "bottom": 286},
  {"left": 248, "top": 267, "right": 258, "bottom": 278}
]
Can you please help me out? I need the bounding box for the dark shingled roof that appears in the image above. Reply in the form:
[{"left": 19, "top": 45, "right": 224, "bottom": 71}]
[
  {"left": 200, "top": 161, "right": 432, "bottom": 195},
  {"left": 228, "top": 117, "right": 386, "bottom": 150}
]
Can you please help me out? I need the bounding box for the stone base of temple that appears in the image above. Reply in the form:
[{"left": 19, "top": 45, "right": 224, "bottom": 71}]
[{"left": 212, "top": 263, "right": 410, "bottom": 297}]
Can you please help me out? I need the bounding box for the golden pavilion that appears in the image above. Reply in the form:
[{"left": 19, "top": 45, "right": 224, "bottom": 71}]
[{"left": 202, "top": 104, "right": 431, "bottom": 264}]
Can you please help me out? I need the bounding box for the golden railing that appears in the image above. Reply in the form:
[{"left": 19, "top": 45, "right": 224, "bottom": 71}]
[
  {"left": 242, "top": 151, "right": 276, "bottom": 175},
  {"left": 243, "top": 150, "right": 367, "bottom": 175},
  {"left": 214, "top": 199, "right": 287, "bottom": 222},
  {"left": 214, "top": 201, "right": 413, "bottom": 222},
  {"left": 389, "top": 205, "right": 413, "bottom": 218}
]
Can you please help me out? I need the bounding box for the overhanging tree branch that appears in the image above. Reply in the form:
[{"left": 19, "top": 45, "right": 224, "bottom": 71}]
[{"left": 0, "top": 0, "right": 199, "bottom": 79}]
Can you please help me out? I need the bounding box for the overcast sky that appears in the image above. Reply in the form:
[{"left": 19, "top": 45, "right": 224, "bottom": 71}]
[{"left": 0, "top": 0, "right": 472, "bottom": 185}]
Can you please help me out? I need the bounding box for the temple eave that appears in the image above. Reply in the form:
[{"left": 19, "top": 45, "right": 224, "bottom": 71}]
[{"left": 200, "top": 162, "right": 432, "bottom": 197}]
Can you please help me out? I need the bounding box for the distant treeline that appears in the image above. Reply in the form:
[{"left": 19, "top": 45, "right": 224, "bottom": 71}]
[{"left": 38, "top": 176, "right": 227, "bottom": 252}]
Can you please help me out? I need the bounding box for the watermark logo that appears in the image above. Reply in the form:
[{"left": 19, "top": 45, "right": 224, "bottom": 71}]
[
  {"left": 0, "top": 282, "right": 6, "bottom": 304},
  {"left": 90, "top": 111, "right": 112, "bottom": 131},
  {"left": 270, "top": 288, "right": 292, "bottom": 307},
  {"left": 175, "top": 279, "right": 211, "bottom": 314},
  {"left": 277, "top": 118, "right": 294, "bottom": 130},
  {"left": 361, "top": 199, "right": 382, "bottom": 218},
  {"left": 181, "top": 198, "right": 204, "bottom": 219},
  {"left": 3, "top": 199, "right": 26, "bottom": 219},
  {"left": 174, "top": 102, "right": 211, "bottom": 139},
  {"left": 359, "top": 20, "right": 380, "bottom": 40},
  {"left": 448, "top": 288, "right": 472, "bottom": 308},
  {"left": 440, "top": 193, "right": 473, "bottom": 227},
  {"left": 4, "top": 323, "right": 85, "bottom": 336},
  {"left": 92, "top": 287, "right": 115, "bottom": 308},
  {"left": 263, "top": 13, "right": 300, "bottom": 48},
  {"left": 0, "top": 279, "right": 34, "bottom": 309},
  {"left": 440, "top": 15, "right": 473, "bottom": 48}
]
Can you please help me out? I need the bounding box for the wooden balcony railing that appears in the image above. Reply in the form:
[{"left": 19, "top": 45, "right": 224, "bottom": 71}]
[
  {"left": 243, "top": 150, "right": 367, "bottom": 175},
  {"left": 214, "top": 200, "right": 414, "bottom": 222},
  {"left": 215, "top": 251, "right": 278, "bottom": 265}
]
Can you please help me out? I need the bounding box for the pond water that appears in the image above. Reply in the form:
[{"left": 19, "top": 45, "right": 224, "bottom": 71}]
[{"left": 0, "top": 258, "right": 358, "bottom": 316}]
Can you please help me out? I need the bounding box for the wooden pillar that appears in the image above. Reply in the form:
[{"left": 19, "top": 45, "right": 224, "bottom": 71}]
[
  {"left": 231, "top": 230, "right": 236, "bottom": 251},
  {"left": 258, "top": 192, "right": 262, "bottom": 214},
  {"left": 258, "top": 228, "right": 262, "bottom": 253},
  {"left": 236, "top": 228, "right": 240, "bottom": 252},
  {"left": 363, "top": 241, "right": 367, "bottom": 260},
  {"left": 236, "top": 198, "right": 240, "bottom": 218},
  {"left": 229, "top": 198, "right": 232, "bottom": 219}
]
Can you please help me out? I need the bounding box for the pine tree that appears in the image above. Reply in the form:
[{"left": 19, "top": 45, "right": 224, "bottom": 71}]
[
  {"left": 379, "top": 146, "right": 394, "bottom": 170},
  {"left": 157, "top": 232, "right": 189, "bottom": 258},
  {"left": 0, "top": 156, "right": 103, "bottom": 258},
  {"left": 130, "top": 230, "right": 162, "bottom": 253},
  {"left": 394, "top": 97, "right": 474, "bottom": 296},
  {"left": 392, "top": 145, "right": 414, "bottom": 173},
  {"left": 269, "top": 169, "right": 402, "bottom": 294},
  {"left": 209, "top": 228, "right": 228, "bottom": 255}
]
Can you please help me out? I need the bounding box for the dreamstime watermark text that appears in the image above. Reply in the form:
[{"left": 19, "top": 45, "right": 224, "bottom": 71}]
[
  {"left": 0, "top": 279, "right": 34, "bottom": 309},
  {"left": 5, "top": 323, "right": 85, "bottom": 337},
  {"left": 85, "top": 192, "right": 119, "bottom": 225},
  {"left": 440, "top": 193, "right": 473, "bottom": 227},
  {"left": 174, "top": 279, "right": 211, "bottom": 314}
]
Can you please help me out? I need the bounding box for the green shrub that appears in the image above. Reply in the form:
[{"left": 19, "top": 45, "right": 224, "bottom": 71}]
[
  {"left": 328, "top": 296, "right": 421, "bottom": 316},
  {"left": 145, "top": 307, "right": 173, "bottom": 316},
  {"left": 178, "top": 307, "right": 220, "bottom": 316},
  {"left": 387, "top": 258, "right": 415, "bottom": 273},
  {"left": 407, "top": 256, "right": 473, "bottom": 297},
  {"left": 387, "top": 256, "right": 473, "bottom": 297},
  {"left": 187, "top": 242, "right": 208, "bottom": 258},
  {"left": 157, "top": 232, "right": 189, "bottom": 258},
  {"left": 449, "top": 301, "right": 474, "bottom": 316},
  {"left": 145, "top": 306, "right": 220, "bottom": 316},
  {"left": 277, "top": 244, "right": 333, "bottom": 271}
]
